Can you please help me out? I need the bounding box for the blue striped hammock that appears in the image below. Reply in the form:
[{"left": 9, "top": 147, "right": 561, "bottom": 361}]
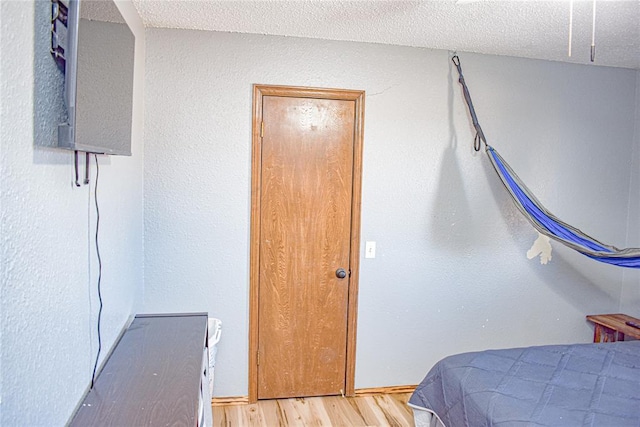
[{"left": 452, "top": 55, "right": 640, "bottom": 268}]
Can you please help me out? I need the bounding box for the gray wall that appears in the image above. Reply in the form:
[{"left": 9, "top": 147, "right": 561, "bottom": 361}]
[
  {"left": 143, "top": 29, "right": 640, "bottom": 397},
  {"left": 0, "top": 1, "right": 145, "bottom": 424},
  {"left": 620, "top": 73, "right": 640, "bottom": 313}
]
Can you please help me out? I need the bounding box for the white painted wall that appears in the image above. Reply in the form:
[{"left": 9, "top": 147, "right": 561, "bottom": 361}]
[
  {"left": 143, "top": 29, "right": 639, "bottom": 397},
  {"left": 0, "top": 1, "right": 145, "bottom": 424}
]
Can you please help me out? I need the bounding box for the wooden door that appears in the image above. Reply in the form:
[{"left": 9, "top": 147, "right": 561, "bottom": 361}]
[{"left": 250, "top": 86, "right": 365, "bottom": 401}]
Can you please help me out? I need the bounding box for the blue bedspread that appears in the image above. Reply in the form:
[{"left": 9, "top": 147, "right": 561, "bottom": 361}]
[{"left": 409, "top": 341, "right": 640, "bottom": 426}]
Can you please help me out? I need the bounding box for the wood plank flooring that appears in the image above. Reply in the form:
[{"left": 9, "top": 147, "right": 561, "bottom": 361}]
[{"left": 212, "top": 392, "right": 415, "bottom": 426}]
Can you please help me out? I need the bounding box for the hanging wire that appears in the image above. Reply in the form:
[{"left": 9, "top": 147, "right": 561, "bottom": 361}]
[
  {"left": 73, "top": 151, "right": 91, "bottom": 187},
  {"left": 74, "top": 151, "right": 82, "bottom": 187},
  {"left": 591, "top": 0, "right": 596, "bottom": 62},
  {"left": 568, "top": 0, "right": 574, "bottom": 57},
  {"left": 90, "top": 154, "right": 103, "bottom": 389}
]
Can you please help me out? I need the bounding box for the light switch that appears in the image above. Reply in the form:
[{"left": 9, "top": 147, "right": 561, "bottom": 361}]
[{"left": 365, "top": 241, "right": 376, "bottom": 259}]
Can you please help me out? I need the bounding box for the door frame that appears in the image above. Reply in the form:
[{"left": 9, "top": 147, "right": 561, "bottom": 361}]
[{"left": 249, "top": 85, "right": 365, "bottom": 402}]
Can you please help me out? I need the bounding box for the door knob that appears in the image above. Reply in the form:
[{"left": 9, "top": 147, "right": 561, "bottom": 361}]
[{"left": 336, "top": 268, "right": 347, "bottom": 279}]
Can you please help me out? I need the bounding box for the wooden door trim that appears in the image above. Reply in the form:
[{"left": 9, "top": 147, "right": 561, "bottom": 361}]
[{"left": 249, "top": 84, "right": 365, "bottom": 402}]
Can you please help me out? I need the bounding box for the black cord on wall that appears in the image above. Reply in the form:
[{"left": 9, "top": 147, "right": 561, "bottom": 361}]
[{"left": 90, "top": 154, "right": 103, "bottom": 389}]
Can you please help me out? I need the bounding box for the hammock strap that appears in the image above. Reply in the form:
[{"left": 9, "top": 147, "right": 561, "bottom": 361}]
[{"left": 452, "top": 55, "right": 487, "bottom": 151}]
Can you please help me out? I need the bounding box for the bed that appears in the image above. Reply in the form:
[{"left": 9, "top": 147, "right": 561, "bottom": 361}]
[{"left": 408, "top": 341, "right": 640, "bottom": 426}]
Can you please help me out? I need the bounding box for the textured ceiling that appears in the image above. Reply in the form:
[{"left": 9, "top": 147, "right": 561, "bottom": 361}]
[
  {"left": 82, "top": 0, "right": 126, "bottom": 23},
  {"left": 131, "top": 0, "right": 640, "bottom": 70}
]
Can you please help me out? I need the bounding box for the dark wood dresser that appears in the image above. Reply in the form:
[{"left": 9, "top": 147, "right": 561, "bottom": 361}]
[{"left": 69, "top": 313, "right": 209, "bottom": 426}]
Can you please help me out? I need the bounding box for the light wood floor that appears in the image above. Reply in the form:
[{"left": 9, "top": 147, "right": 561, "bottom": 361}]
[{"left": 212, "top": 393, "right": 415, "bottom": 426}]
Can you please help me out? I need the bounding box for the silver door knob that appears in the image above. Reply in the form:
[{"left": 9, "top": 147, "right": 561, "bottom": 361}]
[{"left": 336, "top": 268, "right": 347, "bottom": 279}]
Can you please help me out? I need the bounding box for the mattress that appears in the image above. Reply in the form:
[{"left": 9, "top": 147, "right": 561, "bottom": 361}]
[{"left": 409, "top": 341, "right": 640, "bottom": 426}]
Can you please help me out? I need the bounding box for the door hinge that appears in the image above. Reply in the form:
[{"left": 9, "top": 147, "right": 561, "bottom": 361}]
[
  {"left": 257, "top": 351, "right": 260, "bottom": 366},
  {"left": 260, "top": 121, "right": 264, "bottom": 138}
]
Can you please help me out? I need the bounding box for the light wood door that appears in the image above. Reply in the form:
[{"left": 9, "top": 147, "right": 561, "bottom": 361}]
[{"left": 250, "top": 86, "right": 364, "bottom": 400}]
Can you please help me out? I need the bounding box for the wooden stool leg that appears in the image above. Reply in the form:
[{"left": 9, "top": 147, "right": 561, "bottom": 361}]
[
  {"left": 594, "top": 325, "right": 604, "bottom": 342},
  {"left": 594, "top": 325, "right": 618, "bottom": 343}
]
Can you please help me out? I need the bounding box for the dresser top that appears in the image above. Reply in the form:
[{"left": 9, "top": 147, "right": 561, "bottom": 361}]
[{"left": 70, "top": 313, "right": 208, "bottom": 426}]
